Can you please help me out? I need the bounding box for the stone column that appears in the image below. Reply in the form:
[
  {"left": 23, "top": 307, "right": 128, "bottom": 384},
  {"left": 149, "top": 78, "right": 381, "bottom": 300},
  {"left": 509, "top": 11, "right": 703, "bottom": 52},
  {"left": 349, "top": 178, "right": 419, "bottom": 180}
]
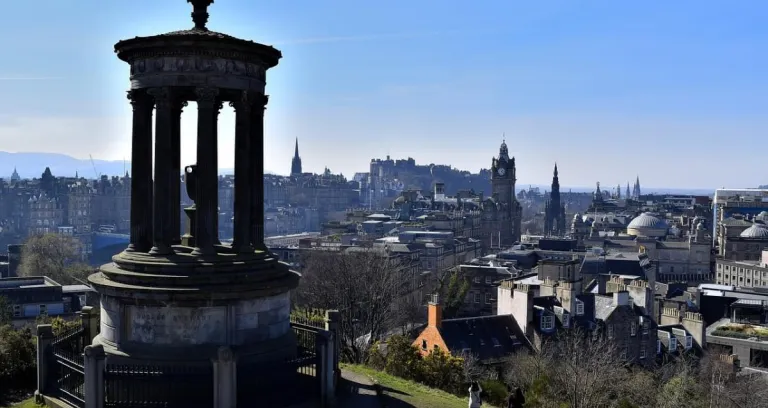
[
  {"left": 34, "top": 324, "right": 54, "bottom": 403},
  {"left": 148, "top": 87, "right": 175, "bottom": 255},
  {"left": 84, "top": 344, "right": 106, "bottom": 408},
  {"left": 230, "top": 91, "right": 253, "bottom": 253},
  {"left": 212, "top": 346, "right": 236, "bottom": 408},
  {"left": 126, "top": 89, "right": 154, "bottom": 253},
  {"left": 193, "top": 87, "right": 221, "bottom": 255},
  {"left": 80, "top": 306, "right": 99, "bottom": 344},
  {"left": 213, "top": 101, "right": 222, "bottom": 244},
  {"left": 325, "top": 310, "right": 341, "bottom": 391},
  {"left": 249, "top": 94, "right": 268, "bottom": 250},
  {"left": 170, "top": 100, "right": 187, "bottom": 244}
]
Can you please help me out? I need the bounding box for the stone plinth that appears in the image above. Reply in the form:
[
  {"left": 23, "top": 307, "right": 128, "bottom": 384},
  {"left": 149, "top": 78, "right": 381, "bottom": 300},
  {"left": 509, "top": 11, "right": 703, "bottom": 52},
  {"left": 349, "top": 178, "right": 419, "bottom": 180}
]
[{"left": 89, "top": 248, "right": 299, "bottom": 363}]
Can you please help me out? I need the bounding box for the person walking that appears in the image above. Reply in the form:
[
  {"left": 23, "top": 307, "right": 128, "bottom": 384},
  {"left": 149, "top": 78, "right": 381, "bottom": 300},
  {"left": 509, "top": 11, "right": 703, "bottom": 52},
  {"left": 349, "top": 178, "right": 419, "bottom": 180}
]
[
  {"left": 505, "top": 385, "right": 526, "bottom": 408},
  {"left": 468, "top": 381, "right": 483, "bottom": 408}
]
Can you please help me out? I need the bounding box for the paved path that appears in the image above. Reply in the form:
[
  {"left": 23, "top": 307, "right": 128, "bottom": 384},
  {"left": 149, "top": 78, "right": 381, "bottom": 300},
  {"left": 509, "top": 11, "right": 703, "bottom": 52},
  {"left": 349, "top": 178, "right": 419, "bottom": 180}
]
[{"left": 337, "top": 368, "right": 381, "bottom": 408}]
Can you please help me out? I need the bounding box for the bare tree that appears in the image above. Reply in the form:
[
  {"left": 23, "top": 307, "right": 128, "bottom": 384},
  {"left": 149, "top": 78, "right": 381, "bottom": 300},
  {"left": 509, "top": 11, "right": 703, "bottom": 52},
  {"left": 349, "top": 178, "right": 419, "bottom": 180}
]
[
  {"left": 19, "top": 233, "right": 92, "bottom": 285},
  {"left": 456, "top": 350, "right": 485, "bottom": 382},
  {"left": 296, "top": 247, "right": 414, "bottom": 363}
]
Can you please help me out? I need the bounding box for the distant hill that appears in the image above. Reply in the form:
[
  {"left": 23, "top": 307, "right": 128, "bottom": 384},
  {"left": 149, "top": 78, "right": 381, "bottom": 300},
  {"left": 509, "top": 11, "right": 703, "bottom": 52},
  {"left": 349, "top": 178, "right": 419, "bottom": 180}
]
[{"left": 0, "top": 152, "right": 276, "bottom": 179}]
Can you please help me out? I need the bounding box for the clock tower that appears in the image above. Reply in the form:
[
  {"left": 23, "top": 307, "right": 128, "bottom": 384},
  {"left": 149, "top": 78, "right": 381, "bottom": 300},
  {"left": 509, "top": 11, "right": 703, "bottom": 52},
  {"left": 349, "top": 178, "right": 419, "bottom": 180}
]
[{"left": 484, "top": 140, "right": 522, "bottom": 249}]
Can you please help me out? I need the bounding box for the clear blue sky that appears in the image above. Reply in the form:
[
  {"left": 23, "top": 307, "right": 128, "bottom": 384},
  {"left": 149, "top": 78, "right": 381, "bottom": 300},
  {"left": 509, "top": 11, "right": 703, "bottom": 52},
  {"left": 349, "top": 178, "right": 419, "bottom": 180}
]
[{"left": 0, "top": 0, "right": 765, "bottom": 189}]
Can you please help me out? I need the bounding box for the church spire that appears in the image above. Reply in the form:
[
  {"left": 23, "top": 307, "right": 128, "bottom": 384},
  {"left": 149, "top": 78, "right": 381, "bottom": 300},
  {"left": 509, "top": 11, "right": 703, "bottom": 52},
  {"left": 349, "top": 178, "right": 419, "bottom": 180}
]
[
  {"left": 553, "top": 163, "right": 558, "bottom": 178},
  {"left": 290, "top": 138, "right": 303, "bottom": 176}
]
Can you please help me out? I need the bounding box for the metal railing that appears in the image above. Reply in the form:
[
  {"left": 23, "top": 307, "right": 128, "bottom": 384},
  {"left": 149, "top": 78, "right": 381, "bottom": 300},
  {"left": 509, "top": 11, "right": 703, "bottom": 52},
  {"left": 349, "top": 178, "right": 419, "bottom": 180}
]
[
  {"left": 104, "top": 363, "right": 214, "bottom": 408},
  {"left": 49, "top": 326, "right": 87, "bottom": 408}
]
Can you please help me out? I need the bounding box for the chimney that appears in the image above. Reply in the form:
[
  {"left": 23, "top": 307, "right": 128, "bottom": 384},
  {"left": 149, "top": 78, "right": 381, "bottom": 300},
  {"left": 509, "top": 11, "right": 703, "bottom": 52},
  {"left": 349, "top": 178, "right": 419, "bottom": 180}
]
[
  {"left": 428, "top": 294, "right": 442, "bottom": 329},
  {"left": 613, "top": 291, "right": 629, "bottom": 306}
]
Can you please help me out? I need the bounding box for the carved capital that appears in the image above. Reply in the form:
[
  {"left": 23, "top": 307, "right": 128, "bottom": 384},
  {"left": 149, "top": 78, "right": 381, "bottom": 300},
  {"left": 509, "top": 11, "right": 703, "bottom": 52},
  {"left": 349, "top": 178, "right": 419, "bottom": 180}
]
[
  {"left": 147, "top": 87, "right": 171, "bottom": 109},
  {"left": 172, "top": 100, "right": 189, "bottom": 114},
  {"left": 127, "top": 89, "right": 153, "bottom": 112},
  {"left": 229, "top": 90, "right": 255, "bottom": 113},
  {"left": 195, "top": 87, "right": 220, "bottom": 107}
]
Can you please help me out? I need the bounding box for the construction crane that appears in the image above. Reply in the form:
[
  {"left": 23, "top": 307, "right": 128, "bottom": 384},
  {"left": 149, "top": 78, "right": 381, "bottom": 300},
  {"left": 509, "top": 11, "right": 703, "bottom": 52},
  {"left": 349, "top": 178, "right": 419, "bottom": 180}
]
[{"left": 89, "top": 154, "right": 101, "bottom": 179}]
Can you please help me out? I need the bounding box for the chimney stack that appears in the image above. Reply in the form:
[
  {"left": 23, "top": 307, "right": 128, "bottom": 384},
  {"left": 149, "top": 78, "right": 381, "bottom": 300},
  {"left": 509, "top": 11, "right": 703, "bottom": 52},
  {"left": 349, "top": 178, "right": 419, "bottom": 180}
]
[
  {"left": 428, "top": 294, "right": 442, "bottom": 329},
  {"left": 613, "top": 291, "right": 629, "bottom": 306}
]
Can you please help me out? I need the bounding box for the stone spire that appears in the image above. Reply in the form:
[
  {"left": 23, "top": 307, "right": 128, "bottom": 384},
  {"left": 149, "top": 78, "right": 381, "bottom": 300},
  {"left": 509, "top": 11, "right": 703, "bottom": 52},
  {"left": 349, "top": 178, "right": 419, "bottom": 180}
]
[{"left": 290, "top": 138, "right": 303, "bottom": 176}]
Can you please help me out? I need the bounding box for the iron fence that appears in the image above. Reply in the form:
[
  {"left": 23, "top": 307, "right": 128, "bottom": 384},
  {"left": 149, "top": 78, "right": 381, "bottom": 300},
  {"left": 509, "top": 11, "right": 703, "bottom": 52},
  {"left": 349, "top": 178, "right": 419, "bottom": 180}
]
[
  {"left": 236, "top": 323, "right": 323, "bottom": 407},
  {"left": 49, "top": 325, "right": 87, "bottom": 408},
  {"left": 104, "top": 363, "right": 214, "bottom": 408}
]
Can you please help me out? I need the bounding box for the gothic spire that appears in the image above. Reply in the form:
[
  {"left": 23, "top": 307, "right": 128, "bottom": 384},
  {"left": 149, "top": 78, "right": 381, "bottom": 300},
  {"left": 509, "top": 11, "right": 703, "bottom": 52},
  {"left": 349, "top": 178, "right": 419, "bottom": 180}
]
[
  {"left": 294, "top": 137, "right": 300, "bottom": 158},
  {"left": 553, "top": 163, "right": 558, "bottom": 178}
]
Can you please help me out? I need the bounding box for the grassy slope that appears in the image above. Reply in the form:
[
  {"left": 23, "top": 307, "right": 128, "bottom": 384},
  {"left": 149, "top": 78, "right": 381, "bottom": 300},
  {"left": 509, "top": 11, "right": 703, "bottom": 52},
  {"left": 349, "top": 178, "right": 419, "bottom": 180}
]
[
  {"left": 344, "top": 364, "right": 495, "bottom": 408},
  {"left": 7, "top": 399, "right": 41, "bottom": 408}
]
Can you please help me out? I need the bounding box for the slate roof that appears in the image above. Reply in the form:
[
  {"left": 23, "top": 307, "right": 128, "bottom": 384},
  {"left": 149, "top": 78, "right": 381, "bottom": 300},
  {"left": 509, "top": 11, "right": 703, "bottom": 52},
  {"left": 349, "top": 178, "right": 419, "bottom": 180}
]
[
  {"left": 438, "top": 314, "right": 530, "bottom": 363},
  {"left": 594, "top": 295, "right": 617, "bottom": 321},
  {"left": 720, "top": 217, "right": 752, "bottom": 227}
]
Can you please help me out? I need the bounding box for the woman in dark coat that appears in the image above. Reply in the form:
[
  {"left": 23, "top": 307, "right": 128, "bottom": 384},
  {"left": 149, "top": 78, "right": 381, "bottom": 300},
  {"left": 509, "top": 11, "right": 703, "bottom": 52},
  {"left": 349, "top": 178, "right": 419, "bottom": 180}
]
[{"left": 505, "top": 385, "right": 526, "bottom": 408}]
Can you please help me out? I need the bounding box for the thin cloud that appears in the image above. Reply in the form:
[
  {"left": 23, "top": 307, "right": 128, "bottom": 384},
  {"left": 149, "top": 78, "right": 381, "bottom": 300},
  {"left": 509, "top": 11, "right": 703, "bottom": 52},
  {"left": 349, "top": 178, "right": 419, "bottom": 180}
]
[
  {"left": 0, "top": 76, "right": 61, "bottom": 81},
  {"left": 274, "top": 29, "right": 496, "bottom": 45}
]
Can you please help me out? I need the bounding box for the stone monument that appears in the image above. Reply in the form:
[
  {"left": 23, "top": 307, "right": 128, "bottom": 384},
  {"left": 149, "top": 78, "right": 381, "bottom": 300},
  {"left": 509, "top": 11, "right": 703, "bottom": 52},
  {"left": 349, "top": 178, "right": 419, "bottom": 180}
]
[{"left": 87, "top": 0, "right": 299, "bottom": 400}]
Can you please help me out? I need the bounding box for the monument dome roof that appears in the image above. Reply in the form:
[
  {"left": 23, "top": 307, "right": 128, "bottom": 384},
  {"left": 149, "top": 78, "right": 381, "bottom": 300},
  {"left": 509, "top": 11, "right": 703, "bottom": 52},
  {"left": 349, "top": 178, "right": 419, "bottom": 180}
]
[
  {"left": 627, "top": 212, "right": 667, "bottom": 230},
  {"left": 740, "top": 224, "right": 768, "bottom": 239}
]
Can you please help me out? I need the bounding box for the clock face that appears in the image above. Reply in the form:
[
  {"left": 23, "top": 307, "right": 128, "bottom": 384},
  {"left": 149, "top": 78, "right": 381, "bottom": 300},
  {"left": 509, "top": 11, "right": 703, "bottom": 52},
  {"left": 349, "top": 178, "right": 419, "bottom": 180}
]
[{"left": 497, "top": 167, "right": 506, "bottom": 176}]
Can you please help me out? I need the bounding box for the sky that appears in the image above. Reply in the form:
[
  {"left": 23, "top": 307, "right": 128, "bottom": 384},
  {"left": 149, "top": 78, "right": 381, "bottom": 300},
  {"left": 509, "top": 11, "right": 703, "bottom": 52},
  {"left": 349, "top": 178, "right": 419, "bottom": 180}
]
[{"left": 0, "top": 0, "right": 765, "bottom": 189}]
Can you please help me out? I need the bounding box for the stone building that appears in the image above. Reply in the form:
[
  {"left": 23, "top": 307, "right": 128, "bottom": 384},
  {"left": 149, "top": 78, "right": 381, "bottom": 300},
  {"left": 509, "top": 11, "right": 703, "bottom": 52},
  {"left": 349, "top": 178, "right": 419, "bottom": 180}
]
[
  {"left": 91, "top": 174, "right": 130, "bottom": 233},
  {"left": 26, "top": 192, "right": 63, "bottom": 236},
  {"left": 718, "top": 220, "right": 768, "bottom": 262},
  {"left": 716, "top": 250, "right": 768, "bottom": 288},
  {"left": 483, "top": 140, "right": 522, "bottom": 248}
]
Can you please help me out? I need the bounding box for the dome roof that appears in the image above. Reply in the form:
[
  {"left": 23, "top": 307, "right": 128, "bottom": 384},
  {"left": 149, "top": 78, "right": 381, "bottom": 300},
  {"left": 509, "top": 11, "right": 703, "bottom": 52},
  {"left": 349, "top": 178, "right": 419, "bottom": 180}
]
[
  {"left": 740, "top": 224, "right": 768, "bottom": 239},
  {"left": 627, "top": 212, "right": 667, "bottom": 230}
]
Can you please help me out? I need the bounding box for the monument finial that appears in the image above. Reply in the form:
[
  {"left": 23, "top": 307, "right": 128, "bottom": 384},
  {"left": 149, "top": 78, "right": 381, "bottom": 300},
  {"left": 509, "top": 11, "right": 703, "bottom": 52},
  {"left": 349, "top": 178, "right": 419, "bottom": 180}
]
[{"left": 188, "top": 0, "right": 214, "bottom": 30}]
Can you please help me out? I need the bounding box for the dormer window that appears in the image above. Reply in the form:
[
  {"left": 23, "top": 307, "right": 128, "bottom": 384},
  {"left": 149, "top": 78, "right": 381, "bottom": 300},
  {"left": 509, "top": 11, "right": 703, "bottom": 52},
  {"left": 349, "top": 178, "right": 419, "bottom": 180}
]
[
  {"left": 575, "top": 300, "right": 584, "bottom": 316},
  {"left": 541, "top": 315, "right": 555, "bottom": 330}
]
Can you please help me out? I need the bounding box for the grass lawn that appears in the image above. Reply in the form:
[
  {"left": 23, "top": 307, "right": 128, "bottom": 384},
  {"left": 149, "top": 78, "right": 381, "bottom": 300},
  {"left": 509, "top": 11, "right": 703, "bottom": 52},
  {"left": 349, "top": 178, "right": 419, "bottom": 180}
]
[
  {"left": 7, "top": 398, "right": 42, "bottom": 408},
  {"left": 343, "top": 364, "right": 496, "bottom": 408}
]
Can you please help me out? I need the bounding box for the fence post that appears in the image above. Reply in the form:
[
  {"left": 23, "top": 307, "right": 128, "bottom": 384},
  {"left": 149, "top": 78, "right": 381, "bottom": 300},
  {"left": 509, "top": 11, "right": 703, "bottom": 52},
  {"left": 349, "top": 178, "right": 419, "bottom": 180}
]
[
  {"left": 315, "top": 332, "right": 329, "bottom": 408},
  {"left": 324, "top": 309, "right": 341, "bottom": 392},
  {"left": 80, "top": 306, "right": 99, "bottom": 344},
  {"left": 34, "top": 324, "right": 54, "bottom": 404},
  {"left": 84, "top": 344, "right": 106, "bottom": 408},
  {"left": 212, "top": 346, "right": 236, "bottom": 408}
]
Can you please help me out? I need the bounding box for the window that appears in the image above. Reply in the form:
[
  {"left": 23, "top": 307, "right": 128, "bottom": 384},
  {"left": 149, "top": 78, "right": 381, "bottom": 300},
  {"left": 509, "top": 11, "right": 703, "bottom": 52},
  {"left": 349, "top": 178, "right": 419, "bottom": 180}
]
[
  {"left": 12, "top": 305, "right": 20, "bottom": 317},
  {"left": 631, "top": 322, "right": 637, "bottom": 336},
  {"left": 639, "top": 348, "right": 646, "bottom": 359},
  {"left": 541, "top": 315, "right": 555, "bottom": 330},
  {"left": 620, "top": 347, "right": 627, "bottom": 360},
  {"left": 491, "top": 337, "right": 501, "bottom": 347},
  {"left": 485, "top": 293, "right": 491, "bottom": 304},
  {"left": 607, "top": 324, "right": 614, "bottom": 338},
  {"left": 485, "top": 276, "right": 492, "bottom": 284},
  {"left": 642, "top": 321, "right": 649, "bottom": 335},
  {"left": 575, "top": 301, "right": 584, "bottom": 316},
  {"left": 421, "top": 340, "right": 427, "bottom": 350},
  {"left": 39, "top": 304, "right": 47, "bottom": 316},
  {"left": 670, "top": 266, "right": 675, "bottom": 274},
  {"left": 474, "top": 293, "right": 480, "bottom": 304},
  {"left": 473, "top": 277, "right": 480, "bottom": 284}
]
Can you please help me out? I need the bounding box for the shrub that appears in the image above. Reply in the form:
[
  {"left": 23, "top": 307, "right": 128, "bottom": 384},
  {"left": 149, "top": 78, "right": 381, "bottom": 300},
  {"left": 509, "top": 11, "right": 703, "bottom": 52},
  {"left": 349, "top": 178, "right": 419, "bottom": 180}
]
[{"left": 480, "top": 379, "right": 509, "bottom": 407}]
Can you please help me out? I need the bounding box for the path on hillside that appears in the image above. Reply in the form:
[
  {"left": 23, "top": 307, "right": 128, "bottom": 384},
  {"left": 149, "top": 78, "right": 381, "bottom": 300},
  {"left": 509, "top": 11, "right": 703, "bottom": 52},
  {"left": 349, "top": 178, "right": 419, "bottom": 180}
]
[{"left": 338, "top": 369, "right": 381, "bottom": 407}]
